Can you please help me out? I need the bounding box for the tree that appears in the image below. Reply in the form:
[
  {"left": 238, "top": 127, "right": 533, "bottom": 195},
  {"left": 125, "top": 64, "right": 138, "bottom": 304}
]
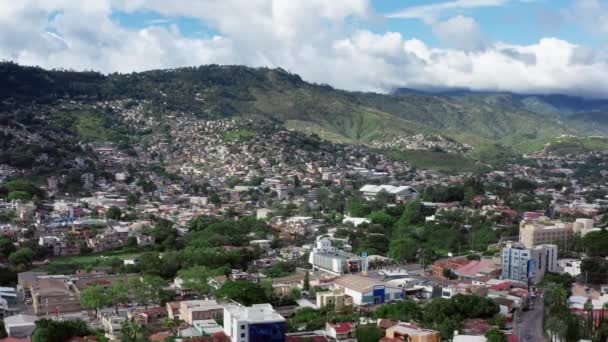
[
  {"left": 127, "top": 192, "right": 140, "bottom": 206},
  {"left": 0, "top": 237, "right": 16, "bottom": 258},
  {"left": 179, "top": 266, "right": 223, "bottom": 296},
  {"left": 109, "top": 281, "right": 130, "bottom": 314},
  {"left": 215, "top": 281, "right": 270, "bottom": 306},
  {"left": 397, "top": 199, "right": 424, "bottom": 226},
  {"left": 7, "top": 190, "right": 32, "bottom": 201},
  {"left": 303, "top": 271, "right": 310, "bottom": 291},
  {"left": 346, "top": 198, "right": 371, "bottom": 217},
  {"left": 485, "top": 329, "right": 507, "bottom": 342},
  {"left": 106, "top": 206, "right": 122, "bottom": 220},
  {"left": 356, "top": 325, "right": 384, "bottom": 342},
  {"left": 8, "top": 247, "right": 34, "bottom": 271},
  {"left": 32, "top": 319, "right": 90, "bottom": 342},
  {"left": 0, "top": 320, "right": 6, "bottom": 339},
  {"left": 121, "top": 319, "right": 148, "bottom": 342},
  {"left": 374, "top": 300, "right": 421, "bottom": 322},
  {"left": 80, "top": 285, "right": 109, "bottom": 316},
  {"left": 129, "top": 276, "right": 165, "bottom": 308},
  {"left": 150, "top": 219, "right": 178, "bottom": 248},
  {"left": 388, "top": 237, "right": 417, "bottom": 262}
]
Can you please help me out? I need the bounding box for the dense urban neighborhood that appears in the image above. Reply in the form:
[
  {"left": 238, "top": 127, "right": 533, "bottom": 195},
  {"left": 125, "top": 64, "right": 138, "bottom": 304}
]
[{"left": 2, "top": 63, "right": 608, "bottom": 342}]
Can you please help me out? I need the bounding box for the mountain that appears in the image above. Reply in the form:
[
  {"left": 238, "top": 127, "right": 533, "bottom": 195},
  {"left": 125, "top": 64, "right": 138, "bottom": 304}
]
[{"left": 2, "top": 62, "right": 607, "bottom": 161}]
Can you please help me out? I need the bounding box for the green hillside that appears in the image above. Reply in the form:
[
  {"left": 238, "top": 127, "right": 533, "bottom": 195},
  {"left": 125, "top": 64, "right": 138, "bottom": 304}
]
[{"left": 1, "top": 62, "right": 606, "bottom": 159}]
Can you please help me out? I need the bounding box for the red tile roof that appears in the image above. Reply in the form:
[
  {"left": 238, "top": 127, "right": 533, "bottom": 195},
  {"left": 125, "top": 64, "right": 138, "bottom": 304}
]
[{"left": 331, "top": 322, "right": 355, "bottom": 334}]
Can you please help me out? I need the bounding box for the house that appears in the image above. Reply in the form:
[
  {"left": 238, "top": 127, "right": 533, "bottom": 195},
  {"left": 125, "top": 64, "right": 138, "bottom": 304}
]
[
  {"left": 3, "top": 314, "right": 37, "bottom": 338},
  {"left": 325, "top": 322, "right": 356, "bottom": 342},
  {"left": 31, "top": 278, "right": 81, "bottom": 315},
  {"left": 179, "top": 300, "right": 224, "bottom": 325},
  {"left": 316, "top": 289, "right": 353, "bottom": 312},
  {"left": 381, "top": 323, "right": 440, "bottom": 342},
  {"left": 101, "top": 313, "right": 126, "bottom": 341}
]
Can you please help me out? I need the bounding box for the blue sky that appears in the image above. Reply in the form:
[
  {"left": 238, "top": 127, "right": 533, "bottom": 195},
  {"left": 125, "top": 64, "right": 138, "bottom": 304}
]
[
  {"left": 111, "top": 0, "right": 601, "bottom": 48},
  {"left": 2, "top": 0, "right": 608, "bottom": 97}
]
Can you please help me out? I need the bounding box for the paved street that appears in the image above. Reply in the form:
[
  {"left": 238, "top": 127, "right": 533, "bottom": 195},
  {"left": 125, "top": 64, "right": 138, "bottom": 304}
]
[{"left": 516, "top": 297, "right": 545, "bottom": 342}]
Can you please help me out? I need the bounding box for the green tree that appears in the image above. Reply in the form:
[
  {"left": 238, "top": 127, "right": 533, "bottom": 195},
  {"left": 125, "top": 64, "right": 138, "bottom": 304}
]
[
  {"left": 129, "top": 276, "right": 165, "bottom": 308},
  {"left": 215, "top": 281, "right": 270, "bottom": 306},
  {"left": 80, "top": 285, "right": 110, "bottom": 316},
  {"left": 7, "top": 190, "right": 32, "bottom": 201},
  {"left": 303, "top": 271, "right": 310, "bottom": 291},
  {"left": 485, "top": 329, "right": 507, "bottom": 342},
  {"left": 0, "top": 320, "right": 6, "bottom": 339},
  {"left": 346, "top": 198, "right": 371, "bottom": 217},
  {"left": 388, "top": 237, "right": 417, "bottom": 262},
  {"left": 121, "top": 319, "right": 148, "bottom": 342},
  {"left": 356, "top": 325, "right": 384, "bottom": 342},
  {"left": 374, "top": 300, "right": 421, "bottom": 322},
  {"left": 32, "top": 319, "right": 90, "bottom": 342},
  {"left": 106, "top": 206, "right": 122, "bottom": 220},
  {"left": 178, "top": 266, "right": 224, "bottom": 296},
  {"left": 0, "top": 237, "right": 16, "bottom": 258},
  {"left": 109, "top": 281, "right": 130, "bottom": 314},
  {"left": 397, "top": 199, "right": 424, "bottom": 226},
  {"left": 9, "top": 247, "right": 34, "bottom": 271}
]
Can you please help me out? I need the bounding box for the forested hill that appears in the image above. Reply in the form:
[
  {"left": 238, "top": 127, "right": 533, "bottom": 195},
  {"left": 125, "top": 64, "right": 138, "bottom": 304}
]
[{"left": 2, "top": 61, "right": 608, "bottom": 154}]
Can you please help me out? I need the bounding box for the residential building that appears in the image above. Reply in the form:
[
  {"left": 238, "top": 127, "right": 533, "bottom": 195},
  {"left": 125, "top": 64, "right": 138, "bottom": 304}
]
[
  {"left": 180, "top": 300, "right": 224, "bottom": 325},
  {"left": 325, "top": 322, "right": 356, "bottom": 342},
  {"left": 316, "top": 289, "right": 353, "bottom": 312},
  {"left": 381, "top": 322, "right": 440, "bottom": 342},
  {"left": 558, "top": 258, "right": 582, "bottom": 277},
  {"left": 501, "top": 242, "right": 558, "bottom": 284},
  {"left": 223, "top": 304, "right": 286, "bottom": 342},
  {"left": 31, "top": 278, "right": 81, "bottom": 315},
  {"left": 101, "top": 313, "right": 127, "bottom": 341}
]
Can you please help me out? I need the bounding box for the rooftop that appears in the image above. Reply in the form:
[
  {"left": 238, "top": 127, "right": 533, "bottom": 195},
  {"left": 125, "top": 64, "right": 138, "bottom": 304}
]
[{"left": 226, "top": 304, "right": 285, "bottom": 323}]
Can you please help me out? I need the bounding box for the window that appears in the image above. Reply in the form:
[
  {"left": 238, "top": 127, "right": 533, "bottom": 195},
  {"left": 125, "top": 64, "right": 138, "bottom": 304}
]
[
  {"left": 241, "top": 325, "right": 245, "bottom": 330},
  {"left": 241, "top": 333, "right": 245, "bottom": 338}
]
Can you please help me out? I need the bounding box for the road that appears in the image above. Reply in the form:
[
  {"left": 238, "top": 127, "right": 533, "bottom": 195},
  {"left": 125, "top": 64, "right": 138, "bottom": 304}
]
[{"left": 516, "top": 297, "right": 545, "bottom": 342}]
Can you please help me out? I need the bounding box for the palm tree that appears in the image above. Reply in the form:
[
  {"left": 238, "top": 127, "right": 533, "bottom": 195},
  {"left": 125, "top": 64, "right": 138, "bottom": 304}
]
[{"left": 121, "top": 319, "right": 148, "bottom": 342}]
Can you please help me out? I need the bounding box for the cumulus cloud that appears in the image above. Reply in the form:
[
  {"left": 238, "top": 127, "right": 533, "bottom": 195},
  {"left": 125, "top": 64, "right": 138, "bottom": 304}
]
[
  {"left": 432, "top": 15, "right": 486, "bottom": 51},
  {"left": 0, "top": 0, "right": 607, "bottom": 98}
]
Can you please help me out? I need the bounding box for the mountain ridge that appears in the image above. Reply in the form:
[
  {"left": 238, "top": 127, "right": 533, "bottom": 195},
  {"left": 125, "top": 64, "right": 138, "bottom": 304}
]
[{"left": 1, "top": 62, "right": 607, "bottom": 158}]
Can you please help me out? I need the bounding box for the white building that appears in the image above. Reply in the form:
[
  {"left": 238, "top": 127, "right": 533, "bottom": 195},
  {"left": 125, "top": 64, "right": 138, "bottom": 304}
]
[
  {"left": 308, "top": 238, "right": 361, "bottom": 275},
  {"left": 558, "top": 258, "right": 582, "bottom": 277},
  {"left": 501, "top": 242, "right": 558, "bottom": 284},
  {"left": 3, "top": 314, "right": 37, "bottom": 337},
  {"left": 332, "top": 274, "right": 404, "bottom": 306},
  {"left": 359, "top": 184, "right": 418, "bottom": 203},
  {"left": 223, "top": 304, "right": 286, "bottom": 342}
]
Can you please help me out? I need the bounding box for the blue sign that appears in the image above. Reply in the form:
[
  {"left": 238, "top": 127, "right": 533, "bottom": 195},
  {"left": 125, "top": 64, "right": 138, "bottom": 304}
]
[
  {"left": 527, "top": 259, "right": 537, "bottom": 278},
  {"left": 362, "top": 251, "right": 367, "bottom": 258}
]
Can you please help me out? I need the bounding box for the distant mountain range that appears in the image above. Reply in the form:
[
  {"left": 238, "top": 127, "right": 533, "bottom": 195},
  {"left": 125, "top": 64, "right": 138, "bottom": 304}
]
[{"left": 1, "top": 62, "right": 607, "bottom": 161}]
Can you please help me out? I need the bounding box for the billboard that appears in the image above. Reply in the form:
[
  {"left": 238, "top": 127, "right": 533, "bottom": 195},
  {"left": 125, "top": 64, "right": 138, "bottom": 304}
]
[{"left": 527, "top": 259, "right": 537, "bottom": 278}]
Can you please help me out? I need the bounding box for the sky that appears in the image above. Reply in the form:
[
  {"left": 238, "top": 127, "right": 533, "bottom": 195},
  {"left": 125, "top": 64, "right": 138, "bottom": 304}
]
[{"left": 1, "top": 0, "right": 608, "bottom": 98}]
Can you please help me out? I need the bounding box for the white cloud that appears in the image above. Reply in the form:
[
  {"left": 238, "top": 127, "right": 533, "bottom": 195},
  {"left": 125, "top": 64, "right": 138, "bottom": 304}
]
[
  {"left": 387, "top": 0, "right": 507, "bottom": 24},
  {"left": 567, "top": 0, "right": 608, "bottom": 36},
  {"left": 0, "top": 0, "right": 607, "bottom": 98},
  {"left": 433, "top": 15, "right": 486, "bottom": 51}
]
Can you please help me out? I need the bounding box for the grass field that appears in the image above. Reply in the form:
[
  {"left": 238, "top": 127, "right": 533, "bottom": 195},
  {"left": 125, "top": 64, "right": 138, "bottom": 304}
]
[
  {"left": 386, "top": 149, "right": 490, "bottom": 173},
  {"left": 34, "top": 248, "right": 142, "bottom": 274},
  {"left": 223, "top": 129, "right": 256, "bottom": 142}
]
